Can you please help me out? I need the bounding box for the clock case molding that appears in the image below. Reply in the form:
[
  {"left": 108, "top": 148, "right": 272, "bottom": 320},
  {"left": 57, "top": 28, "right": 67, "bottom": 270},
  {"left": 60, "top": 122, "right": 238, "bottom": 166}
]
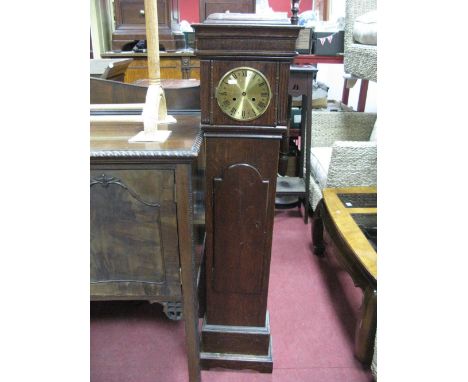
[
  {"left": 196, "top": 24, "right": 300, "bottom": 129},
  {"left": 193, "top": 23, "right": 301, "bottom": 372}
]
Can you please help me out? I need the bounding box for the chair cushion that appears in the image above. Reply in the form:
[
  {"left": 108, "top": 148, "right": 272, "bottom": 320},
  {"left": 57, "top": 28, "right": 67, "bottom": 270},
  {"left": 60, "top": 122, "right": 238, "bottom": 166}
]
[
  {"left": 310, "top": 147, "right": 333, "bottom": 189},
  {"left": 353, "top": 11, "right": 377, "bottom": 46}
]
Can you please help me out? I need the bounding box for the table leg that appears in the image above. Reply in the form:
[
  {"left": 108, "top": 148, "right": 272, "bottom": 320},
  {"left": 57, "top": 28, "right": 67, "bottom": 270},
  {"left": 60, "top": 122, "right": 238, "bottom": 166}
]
[
  {"left": 355, "top": 286, "right": 377, "bottom": 365},
  {"left": 312, "top": 199, "right": 325, "bottom": 257}
]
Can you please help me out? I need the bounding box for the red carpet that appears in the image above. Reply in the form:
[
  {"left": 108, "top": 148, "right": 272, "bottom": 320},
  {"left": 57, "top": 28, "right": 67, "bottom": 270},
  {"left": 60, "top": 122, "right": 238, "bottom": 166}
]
[{"left": 91, "top": 209, "right": 374, "bottom": 381}]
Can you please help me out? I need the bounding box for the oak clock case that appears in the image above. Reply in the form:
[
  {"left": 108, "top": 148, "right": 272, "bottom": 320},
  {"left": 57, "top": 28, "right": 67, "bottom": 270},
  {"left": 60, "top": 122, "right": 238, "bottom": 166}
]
[{"left": 193, "top": 23, "right": 301, "bottom": 373}]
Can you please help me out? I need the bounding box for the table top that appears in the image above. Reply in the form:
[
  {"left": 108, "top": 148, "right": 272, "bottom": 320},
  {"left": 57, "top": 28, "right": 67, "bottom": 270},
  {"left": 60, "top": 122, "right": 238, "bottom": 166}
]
[
  {"left": 90, "top": 113, "right": 202, "bottom": 160},
  {"left": 323, "top": 186, "right": 377, "bottom": 279}
]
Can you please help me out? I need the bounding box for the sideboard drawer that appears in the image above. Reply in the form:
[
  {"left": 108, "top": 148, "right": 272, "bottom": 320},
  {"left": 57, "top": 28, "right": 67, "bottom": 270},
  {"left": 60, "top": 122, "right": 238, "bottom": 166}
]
[{"left": 123, "top": 56, "right": 200, "bottom": 82}]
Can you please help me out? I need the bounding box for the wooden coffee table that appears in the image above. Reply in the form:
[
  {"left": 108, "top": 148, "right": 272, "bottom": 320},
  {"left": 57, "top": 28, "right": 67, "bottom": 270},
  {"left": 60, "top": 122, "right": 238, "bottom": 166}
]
[{"left": 312, "top": 186, "right": 377, "bottom": 365}]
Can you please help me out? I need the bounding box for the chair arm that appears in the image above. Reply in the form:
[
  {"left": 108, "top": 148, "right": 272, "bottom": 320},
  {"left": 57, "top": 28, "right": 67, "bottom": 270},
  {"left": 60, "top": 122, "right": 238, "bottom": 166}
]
[
  {"left": 344, "top": 44, "right": 378, "bottom": 83},
  {"left": 326, "top": 141, "right": 377, "bottom": 188},
  {"left": 311, "top": 112, "right": 377, "bottom": 147}
]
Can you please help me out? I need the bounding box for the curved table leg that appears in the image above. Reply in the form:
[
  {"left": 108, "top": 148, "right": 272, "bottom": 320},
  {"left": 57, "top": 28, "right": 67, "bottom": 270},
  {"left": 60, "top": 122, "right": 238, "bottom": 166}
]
[{"left": 355, "top": 286, "right": 377, "bottom": 365}]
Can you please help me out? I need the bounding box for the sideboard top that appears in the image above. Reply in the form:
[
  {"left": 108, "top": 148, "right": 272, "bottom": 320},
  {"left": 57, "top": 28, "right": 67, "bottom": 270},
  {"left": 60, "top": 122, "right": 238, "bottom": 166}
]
[{"left": 90, "top": 113, "right": 202, "bottom": 160}]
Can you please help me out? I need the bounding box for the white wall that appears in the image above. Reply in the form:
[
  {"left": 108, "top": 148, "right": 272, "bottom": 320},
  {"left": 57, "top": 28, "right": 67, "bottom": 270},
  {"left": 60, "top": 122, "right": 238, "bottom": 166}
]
[{"left": 329, "top": 0, "right": 346, "bottom": 20}]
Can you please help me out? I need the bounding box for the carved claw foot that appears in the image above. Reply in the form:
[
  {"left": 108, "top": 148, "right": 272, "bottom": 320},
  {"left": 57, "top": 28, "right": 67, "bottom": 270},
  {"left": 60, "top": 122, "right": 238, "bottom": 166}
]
[{"left": 162, "top": 301, "right": 183, "bottom": 321}]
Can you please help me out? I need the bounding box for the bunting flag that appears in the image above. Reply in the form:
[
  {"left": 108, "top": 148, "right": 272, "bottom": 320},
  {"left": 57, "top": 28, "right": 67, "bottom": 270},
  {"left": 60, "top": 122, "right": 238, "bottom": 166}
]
[{"left": 317, "top": 31, "right": 339, "bottom": 45}]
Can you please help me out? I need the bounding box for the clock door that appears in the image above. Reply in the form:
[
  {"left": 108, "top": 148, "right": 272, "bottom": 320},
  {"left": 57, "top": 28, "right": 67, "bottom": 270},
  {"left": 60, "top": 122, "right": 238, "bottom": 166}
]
[{"left": 211, "top": 61, "right": 280, "bottom": 126}]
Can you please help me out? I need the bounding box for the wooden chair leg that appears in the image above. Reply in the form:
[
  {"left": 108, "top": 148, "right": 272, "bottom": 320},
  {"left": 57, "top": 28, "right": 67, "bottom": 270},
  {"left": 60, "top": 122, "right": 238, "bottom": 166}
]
[
  {"left": 342, "top": 79, "right": 350, "bottom": 105},
  {"left": 357, "top": 79, "right": 369, "bottom": 112}
]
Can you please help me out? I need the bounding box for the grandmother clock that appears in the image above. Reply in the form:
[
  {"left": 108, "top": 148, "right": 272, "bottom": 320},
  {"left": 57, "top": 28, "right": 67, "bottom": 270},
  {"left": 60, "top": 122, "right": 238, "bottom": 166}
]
[{"left": 193, "top": 23, "right": 301, "bottom": 372}]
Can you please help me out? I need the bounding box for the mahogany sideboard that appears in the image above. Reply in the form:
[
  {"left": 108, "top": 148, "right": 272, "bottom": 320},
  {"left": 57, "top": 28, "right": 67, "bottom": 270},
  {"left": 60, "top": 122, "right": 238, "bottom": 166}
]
[
  {"left": 90, "top": 114, "right": 204, "bottom": 382},
  {"left": 102, "top": 52, "right": 200, "bottom": 82}
]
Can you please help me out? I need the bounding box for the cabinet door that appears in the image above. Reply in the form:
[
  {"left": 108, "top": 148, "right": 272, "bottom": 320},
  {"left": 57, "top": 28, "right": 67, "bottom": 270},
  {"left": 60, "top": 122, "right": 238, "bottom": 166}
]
[
  {"left": 116, "top": 0, "right": 146, "bottom": 25},
  {"left": 114, "top": 0, "right": 171, "bottom": 28},
  {"left": 90, "top": 168, "right": 181, "bottom": 300},
  {"left": 204, "top": 137, "right": 279, "bottom": 326}
]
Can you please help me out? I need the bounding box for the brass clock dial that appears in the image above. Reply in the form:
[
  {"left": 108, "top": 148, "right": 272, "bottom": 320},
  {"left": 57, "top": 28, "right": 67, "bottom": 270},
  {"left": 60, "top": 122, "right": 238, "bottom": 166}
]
[{"left": 215, "top": 67, "right": 272, "bottom": 121}]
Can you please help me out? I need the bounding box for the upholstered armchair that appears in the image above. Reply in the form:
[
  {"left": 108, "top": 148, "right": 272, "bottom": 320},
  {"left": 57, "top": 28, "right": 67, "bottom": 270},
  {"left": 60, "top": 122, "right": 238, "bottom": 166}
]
[
  {"left": 308, "top": 111, "right": 377, "bottom": 211},
  {"left": 344, "top": 0, "right": 377, "bottom": 83}
]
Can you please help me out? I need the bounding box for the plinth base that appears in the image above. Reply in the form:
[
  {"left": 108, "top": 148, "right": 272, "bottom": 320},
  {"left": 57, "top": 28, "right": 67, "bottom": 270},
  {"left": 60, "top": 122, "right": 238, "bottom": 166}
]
[
  {"left": 200, "top": 312, "right": 273, "bottom": 373},
  {"left": 200, "top": 340, "right": 273, "bottom": 373}
]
